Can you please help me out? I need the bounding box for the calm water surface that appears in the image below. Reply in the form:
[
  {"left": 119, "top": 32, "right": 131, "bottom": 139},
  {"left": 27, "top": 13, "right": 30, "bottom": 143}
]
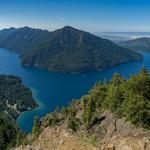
[{"left": 0, "top": 48, "right": 149, "bottom": 132}]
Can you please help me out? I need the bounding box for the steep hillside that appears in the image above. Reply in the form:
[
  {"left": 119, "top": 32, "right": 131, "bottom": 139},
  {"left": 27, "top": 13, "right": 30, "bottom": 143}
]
[
  {"left": 0, "top": 27, "right": 17, "bottom": 43},
  {"left": 0, "top": 26, "right": 142, "bottom": 73},
  {"left": 0, "top": 27, "right": 51, "bottom": 55},
  {"left": 12, "top": 68, "right": 150, "bottom": 150},
  {"left": 119, "top": 37, "right": 150, "bottom": 52},
  {"left": 12, "top": 114, "right": 150, "bottom": 150}
]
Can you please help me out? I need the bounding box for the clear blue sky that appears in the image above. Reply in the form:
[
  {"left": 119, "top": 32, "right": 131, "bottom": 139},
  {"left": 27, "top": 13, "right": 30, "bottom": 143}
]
[{"left": 0, "top": 0, "right": 150, "bottom": 32}]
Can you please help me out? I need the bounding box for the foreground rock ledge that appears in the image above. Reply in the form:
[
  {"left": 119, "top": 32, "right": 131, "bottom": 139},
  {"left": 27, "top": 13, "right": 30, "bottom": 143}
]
[{"left": 12, "top": 126, "right": 150, "bottom": 150}]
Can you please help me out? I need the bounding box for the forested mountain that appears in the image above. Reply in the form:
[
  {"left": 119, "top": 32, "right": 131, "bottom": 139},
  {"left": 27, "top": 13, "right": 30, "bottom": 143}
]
[
  {"left": 0, "top": 27, "right": 17, "bottom": 43},
  {"left": 0, "top": 26, "right": 142, "bottom": 73},
  {"left": 119, "top": 37, "right": 150, "bottom": 52}
]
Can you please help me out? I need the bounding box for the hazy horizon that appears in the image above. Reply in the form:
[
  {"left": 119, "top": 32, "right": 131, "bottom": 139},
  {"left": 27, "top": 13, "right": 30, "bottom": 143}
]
[
  {"left": 1, "top": 25, "right": 150, "bottom": 42},
  {"left": 1, "top": 0, "right": 150, "bottom": 32},
  {"left": 2, "top": 25, "right": 150, "bottom": 34}
]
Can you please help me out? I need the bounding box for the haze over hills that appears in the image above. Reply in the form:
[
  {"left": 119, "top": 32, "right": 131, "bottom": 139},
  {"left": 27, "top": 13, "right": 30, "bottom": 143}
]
[
  {"left": 119, "top": 37, "right": 150, "bottom": 52},
  {"left": 96, "top": 32, "right": 150, "bottom": 43},
  {"left": 0, "top": 26, "right": 142, "bottom": 74}
]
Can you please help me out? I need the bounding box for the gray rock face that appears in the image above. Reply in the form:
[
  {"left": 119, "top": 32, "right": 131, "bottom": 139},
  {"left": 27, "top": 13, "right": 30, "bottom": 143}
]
[{"left": 12, "top": 111, "right": 150, "bottom": 150}]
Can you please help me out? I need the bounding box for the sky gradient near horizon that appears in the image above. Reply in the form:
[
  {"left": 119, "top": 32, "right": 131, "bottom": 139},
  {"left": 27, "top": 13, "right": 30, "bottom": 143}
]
[{"left": 0, "top": 0, "right": 150, "bottom": 32}]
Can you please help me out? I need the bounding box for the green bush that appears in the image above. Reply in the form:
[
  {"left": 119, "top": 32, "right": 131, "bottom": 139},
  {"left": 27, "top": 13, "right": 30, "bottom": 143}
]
[{"left": 68, "top": 117, "right": 80, "bottom": 131}]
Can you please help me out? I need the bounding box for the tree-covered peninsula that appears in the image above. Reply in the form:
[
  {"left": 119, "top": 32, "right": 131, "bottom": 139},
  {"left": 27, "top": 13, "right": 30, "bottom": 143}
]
[{"left": 0, "top": 75, "right": 37, "bottom": 119}]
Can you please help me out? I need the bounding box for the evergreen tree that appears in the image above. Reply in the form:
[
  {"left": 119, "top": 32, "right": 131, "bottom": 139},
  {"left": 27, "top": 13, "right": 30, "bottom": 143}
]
[
  {"left": 82, "top": 96, "right": 96, "bottom": 127},
  {"left": 32, "top": 116, "right": 41, "bottom": 136},
  {"left": 110, "top": 73, "right": 125, "bottom": 86},
  {"left": 68, "top": 117, "right": 80, "bottom": 131},
  {"left": 89, "top": 82, "right": 108, "bottom": 108}
]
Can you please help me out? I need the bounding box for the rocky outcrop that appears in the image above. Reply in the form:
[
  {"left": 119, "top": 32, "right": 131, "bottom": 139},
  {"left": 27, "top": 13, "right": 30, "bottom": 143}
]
[
  {"left": 12, "top": 127, "right": 150, "bottom": 150},
  {"left": 12, "top": 126, "right": 98, "bottom": 150},
  {"left": 12, "top": 111, "right": 150, "bottom": 150},
  {"left": 101, "top": 137, "right": 150, "bottom": 150}
]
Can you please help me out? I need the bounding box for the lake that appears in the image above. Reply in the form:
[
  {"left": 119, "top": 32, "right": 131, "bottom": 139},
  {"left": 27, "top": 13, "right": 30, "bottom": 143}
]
[{"left": 0, "top": 48, "right": 149, "bottom": 132}]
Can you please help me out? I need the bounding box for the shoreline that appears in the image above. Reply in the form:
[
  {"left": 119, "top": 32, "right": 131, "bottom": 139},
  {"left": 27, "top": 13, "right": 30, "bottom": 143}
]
[{"left": 16, "top": 88, "right": 45, "bottom": 132}]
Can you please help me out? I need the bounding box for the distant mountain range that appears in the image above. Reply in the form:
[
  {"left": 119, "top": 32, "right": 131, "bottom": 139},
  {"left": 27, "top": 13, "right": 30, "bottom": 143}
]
[
  {"left": 119, "top": 37, "right": 150, "bottom": 52},
  {"left": 0, "top": 26, "right": 142, "bottom": 73}
]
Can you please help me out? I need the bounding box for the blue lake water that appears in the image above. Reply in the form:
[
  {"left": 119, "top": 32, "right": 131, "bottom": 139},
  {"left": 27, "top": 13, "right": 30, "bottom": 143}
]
[{"left": 0, "top": 48, "right": 149, "bottom": 132}]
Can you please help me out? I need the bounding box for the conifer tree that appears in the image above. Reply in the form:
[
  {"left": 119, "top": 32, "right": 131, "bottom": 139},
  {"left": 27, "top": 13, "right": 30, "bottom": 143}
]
[{"left": 32, "top": 116, "right": 41, "bottom": 136}]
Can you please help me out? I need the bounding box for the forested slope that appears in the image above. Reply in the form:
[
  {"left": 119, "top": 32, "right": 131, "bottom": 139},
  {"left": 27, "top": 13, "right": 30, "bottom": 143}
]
[{"left": 0, "top": 26, "right": 142, "bottom": 73}]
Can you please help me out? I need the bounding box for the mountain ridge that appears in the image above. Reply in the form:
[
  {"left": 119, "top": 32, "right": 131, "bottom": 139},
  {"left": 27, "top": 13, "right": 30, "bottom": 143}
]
[
  {"left": 0, "top": 26, "right": 142, "bottom": 73},
  {"left": 119, "top": 37, "right": 150, "bottom": 52}
]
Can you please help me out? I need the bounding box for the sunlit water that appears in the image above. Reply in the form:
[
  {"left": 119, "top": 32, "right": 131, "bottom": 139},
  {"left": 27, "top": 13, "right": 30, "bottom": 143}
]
[{"left": 0, "top": 48, "right": 149, "bottom": 132}]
